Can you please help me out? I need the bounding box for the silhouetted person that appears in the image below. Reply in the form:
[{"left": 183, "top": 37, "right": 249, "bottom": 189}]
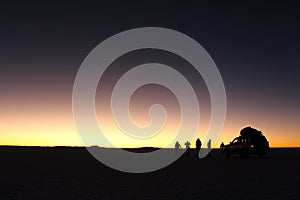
[
  {"left": 220, "top": 142, "right": 224, "bottom": 152},
  {"left": 184, "top": 141, "right": 191, "bottom": 156},
  {"left": 196, "top": 138, "right": 202, "bottom": 156},
  {"left": 175, "top": 141, "right": 182, "bottom": 155},
  {"left": 207, "top": 139, "right": 212, "bottom": 157}
]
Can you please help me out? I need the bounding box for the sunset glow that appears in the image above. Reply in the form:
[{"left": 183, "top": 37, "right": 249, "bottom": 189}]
[
  {"left": 1, "top": 92, "right": 299, "bottom": 148},
  {"left": 1, "top": 2, "right": 299, "bottom": 149}
]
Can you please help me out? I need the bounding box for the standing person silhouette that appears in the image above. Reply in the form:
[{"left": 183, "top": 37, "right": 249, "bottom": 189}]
[
  {"left": 196, "top": 138, "right": 202, "bottom": 156},
  {"left": 207, "top": 139, "right": 212, "bottom": 157},
  {"left": 220, "top": 142, "right": 224, "bottom": 152},
  {"left": 184, "top": 141, "right": 191, "bottom": 156},
  {"left": 175, "top": 141, "right": 182, "bottom": 155}
]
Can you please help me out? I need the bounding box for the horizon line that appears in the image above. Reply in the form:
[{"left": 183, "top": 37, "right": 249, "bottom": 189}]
[{"left": 0, "top": 145, "right": 299, "bottom": 149}]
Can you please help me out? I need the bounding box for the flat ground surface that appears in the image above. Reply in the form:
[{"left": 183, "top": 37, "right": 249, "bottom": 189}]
[{"left": 0, "top": 147, "right": 299, "bottom": 200}]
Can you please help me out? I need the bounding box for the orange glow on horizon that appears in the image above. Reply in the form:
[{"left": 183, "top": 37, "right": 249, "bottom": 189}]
[{"left": 1, "top": 89, "right": 299, "bottom": 148}]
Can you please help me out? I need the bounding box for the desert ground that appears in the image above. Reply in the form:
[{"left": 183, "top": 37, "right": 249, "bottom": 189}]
[{"left": 1, "top": 147, "right": 299, "bottom": 200}]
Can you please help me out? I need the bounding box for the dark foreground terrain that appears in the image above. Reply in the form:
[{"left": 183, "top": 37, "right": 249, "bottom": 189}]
[{"left": 0, "top": 147, "right": 299, "bottom": 200}]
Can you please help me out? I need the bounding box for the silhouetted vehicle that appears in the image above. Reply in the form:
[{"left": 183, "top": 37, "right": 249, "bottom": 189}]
[{"left": 223, "top": 126, "right": 270, "bottom": 157}]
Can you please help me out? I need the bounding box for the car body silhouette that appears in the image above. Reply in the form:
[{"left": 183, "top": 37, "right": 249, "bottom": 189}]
[{"left": 223, "top": 127, "right": 270, "bottom": 157}]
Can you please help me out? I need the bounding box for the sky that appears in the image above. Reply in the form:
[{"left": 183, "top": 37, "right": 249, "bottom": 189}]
[{"left": 0, "top": 1, "right": 299, "bottom": 147}]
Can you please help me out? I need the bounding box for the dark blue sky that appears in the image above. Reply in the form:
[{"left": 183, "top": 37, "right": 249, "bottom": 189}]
[{"left": 1, "top": 1, "right": 299, "bottom": 95}]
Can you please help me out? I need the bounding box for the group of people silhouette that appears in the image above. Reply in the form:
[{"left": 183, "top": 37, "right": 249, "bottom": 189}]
[{"left": 175, "top": 138, "right": 212, "bottom": 157}]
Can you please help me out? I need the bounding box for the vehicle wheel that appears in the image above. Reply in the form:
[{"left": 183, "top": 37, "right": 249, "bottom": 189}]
[
  {"left": 257, "top": 152, "right": 266, "bottom": 158},
  {"left": 225, "top": 150, "right": 231, "bottom": 157},
  {"left": 240, "top": 150, "right": 249, "bottom": 158}
]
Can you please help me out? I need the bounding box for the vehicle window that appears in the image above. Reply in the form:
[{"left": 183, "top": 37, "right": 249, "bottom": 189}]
[{"left": 232, "top": 138, "right": 239, "bottom": 144}]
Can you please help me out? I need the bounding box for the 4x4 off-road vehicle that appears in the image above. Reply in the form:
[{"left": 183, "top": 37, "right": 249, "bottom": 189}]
[{"left": 223, "top": 126, "right": 270, "bottom": 157}]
